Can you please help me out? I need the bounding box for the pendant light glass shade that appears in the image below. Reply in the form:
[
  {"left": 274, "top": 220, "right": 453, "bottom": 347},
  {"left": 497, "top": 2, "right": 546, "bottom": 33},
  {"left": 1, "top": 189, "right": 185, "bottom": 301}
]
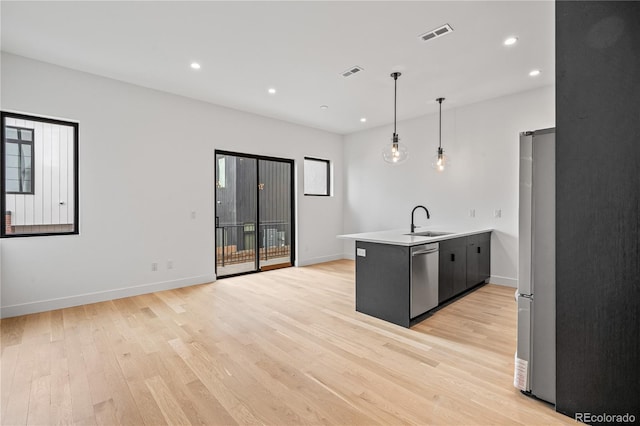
[
  {"left": 383, "top": 72, "right": 408, "bottom": 164},
  {"left": 382, "top": 133, "right": 408, "bottom": 163},
  {"left": 431, "top": 97, "right": 450, "bottom": 172},
  {"left": 432, "top": 146, "right": 451, "bottom": 171}
]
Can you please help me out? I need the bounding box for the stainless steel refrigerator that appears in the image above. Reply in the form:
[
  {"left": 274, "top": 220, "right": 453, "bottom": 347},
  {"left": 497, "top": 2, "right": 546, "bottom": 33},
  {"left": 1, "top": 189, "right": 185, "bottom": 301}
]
[{"left": 514, "top": 128, "right": 555, "bottom": 404}]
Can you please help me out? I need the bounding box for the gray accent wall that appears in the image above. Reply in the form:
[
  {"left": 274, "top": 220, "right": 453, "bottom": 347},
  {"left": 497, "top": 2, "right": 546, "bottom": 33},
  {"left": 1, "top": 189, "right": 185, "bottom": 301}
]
[{"left": 556, "top": 1, "right": 640, "bottom": 420}]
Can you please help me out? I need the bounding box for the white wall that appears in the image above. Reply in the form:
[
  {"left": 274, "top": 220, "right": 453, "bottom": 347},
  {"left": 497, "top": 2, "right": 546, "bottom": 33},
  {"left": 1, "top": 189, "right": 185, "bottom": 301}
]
[
  {"left": 0, "top": 53, "right": 344, "bottom": 317},
  {"left": 342, "top": 86, "right": 555, "bottom": 287}
]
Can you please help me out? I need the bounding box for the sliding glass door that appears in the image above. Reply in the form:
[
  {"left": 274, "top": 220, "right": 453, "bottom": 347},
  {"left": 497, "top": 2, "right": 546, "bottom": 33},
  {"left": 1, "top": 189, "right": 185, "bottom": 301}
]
[
  {"left": 258, "top": 158, "right": 293, "bottom": 270},
  {"left": 215, "top": 151, "right": 294, "bottom": 277},
  {"left": 215, "top": 154, "right": 258, "bottom": 276}
]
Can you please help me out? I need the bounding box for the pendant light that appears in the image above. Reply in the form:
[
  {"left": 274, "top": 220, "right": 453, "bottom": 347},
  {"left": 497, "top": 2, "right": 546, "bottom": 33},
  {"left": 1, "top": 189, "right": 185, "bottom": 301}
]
[
  {"left": 432, "top": 97, "right": 450, "bottom": 172},
  {"left": 382, "top": 72, "right": 408, "bottom": 164}
]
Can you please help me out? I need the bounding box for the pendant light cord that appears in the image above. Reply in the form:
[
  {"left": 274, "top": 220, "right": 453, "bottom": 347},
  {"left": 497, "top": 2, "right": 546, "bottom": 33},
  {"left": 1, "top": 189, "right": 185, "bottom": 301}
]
[
  {"left": 393, "top": 74, "right": 398, "bottom": 135},
  {"left": 438, "top": 97, "right": 443, "bottom": 149}
]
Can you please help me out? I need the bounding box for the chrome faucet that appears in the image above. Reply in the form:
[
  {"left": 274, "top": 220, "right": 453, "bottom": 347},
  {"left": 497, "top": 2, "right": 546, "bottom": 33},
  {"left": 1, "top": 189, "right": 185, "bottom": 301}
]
[{"left": 411, "top": 205, "right": 431, "bottom": 233}]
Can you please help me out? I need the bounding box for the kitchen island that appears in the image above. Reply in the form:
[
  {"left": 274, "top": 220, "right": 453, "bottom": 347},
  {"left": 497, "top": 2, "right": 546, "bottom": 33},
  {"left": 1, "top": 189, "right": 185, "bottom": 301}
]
[{"left": 339, "top": 228, "right": 492, "bottom": 327}]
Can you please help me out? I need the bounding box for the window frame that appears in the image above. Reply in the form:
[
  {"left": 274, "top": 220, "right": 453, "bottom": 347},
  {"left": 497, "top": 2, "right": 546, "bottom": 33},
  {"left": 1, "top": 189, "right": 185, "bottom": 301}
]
[
  {"left": 1, "top": 111, "right": 80, "bottom": 238},
  {"left": 303, "top": 156, "right": 331, "bottom": 197},
  {"left": 5, "top": 126, "right": 35, "bottom": 195}
]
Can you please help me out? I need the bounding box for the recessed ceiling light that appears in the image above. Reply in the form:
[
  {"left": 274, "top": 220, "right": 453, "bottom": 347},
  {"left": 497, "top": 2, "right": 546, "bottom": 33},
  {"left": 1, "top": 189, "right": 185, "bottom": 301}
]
[
  {"left": 504, "top": 37, "right": 518, "bottom": 46},
  {"left": 529, "top": 69, "right": 541, "bottom": 77},
  {"left": 268, "top": 88, "right": 276, "bottom": 95},
  {"left": 190, "top": 62, "right": 201, "bottom": 70},
  {"left": 320, "top": 105, "right": 329, "bottom": 110},
  {"left": 360, "top": 118, "right": 367, "bottom": 123}
]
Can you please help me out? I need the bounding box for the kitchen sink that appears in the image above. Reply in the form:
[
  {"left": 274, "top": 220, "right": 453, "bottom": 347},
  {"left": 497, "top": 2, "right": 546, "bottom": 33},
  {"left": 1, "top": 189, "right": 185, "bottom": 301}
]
[{"left": 405, "top": 231, "right": 453, "bottom": 237}]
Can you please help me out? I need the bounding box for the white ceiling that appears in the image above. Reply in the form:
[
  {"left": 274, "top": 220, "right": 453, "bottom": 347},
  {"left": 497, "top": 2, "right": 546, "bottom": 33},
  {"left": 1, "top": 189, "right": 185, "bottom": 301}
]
[{"left": 1, "top": 1, "right": 554, "bottom": 135}]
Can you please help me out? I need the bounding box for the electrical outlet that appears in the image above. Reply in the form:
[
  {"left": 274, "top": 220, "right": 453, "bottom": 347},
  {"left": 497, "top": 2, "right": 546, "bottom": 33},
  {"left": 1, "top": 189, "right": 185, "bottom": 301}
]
[
  {"left": 469, "top": 208, "right": 476, "bottom": 218},
  {"left": 167, "top": 260, "right": 174, "bottom": 270},
  {"left": 151, "top": 262, "right": 158, "bottom": 272},
  {"left": 190, "top": 211, "right": 196, "bottom": 219},
  {"left": 494, "top": 209, "right": 502, "bottom": 218}
]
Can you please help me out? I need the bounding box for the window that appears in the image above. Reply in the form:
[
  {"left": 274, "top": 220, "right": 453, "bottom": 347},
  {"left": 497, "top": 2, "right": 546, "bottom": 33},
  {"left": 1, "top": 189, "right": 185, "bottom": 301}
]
[
  {"left": 1, "top": 112, "right": 79, "bottom": 237},
  {"left": 5, "top": 126, "right": 34, "bottom": 194},
  {"left": 303, "top": 157, "right": 330, "bottom": 196}
]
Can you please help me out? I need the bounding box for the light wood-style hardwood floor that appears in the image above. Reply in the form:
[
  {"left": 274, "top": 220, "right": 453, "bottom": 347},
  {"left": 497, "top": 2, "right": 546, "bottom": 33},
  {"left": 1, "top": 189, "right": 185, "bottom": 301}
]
[{"left": 1, "top": 260, "right": 571, "bottom": 425}]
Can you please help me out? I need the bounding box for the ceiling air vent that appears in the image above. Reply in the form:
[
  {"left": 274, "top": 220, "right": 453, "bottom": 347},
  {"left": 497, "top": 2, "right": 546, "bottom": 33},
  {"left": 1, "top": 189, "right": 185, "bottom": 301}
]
[
  {"left": 341, "top": 65, "right": 364, "bottom": 78},
  {"left": 418, "top": 23, "right": 454, "bottom": 43}
]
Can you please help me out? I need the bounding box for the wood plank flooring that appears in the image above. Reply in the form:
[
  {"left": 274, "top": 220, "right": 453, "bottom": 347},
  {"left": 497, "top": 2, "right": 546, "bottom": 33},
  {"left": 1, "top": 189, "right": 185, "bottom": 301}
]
[{"left": 1, "top": 260, "right": 571, "bottom": 425}]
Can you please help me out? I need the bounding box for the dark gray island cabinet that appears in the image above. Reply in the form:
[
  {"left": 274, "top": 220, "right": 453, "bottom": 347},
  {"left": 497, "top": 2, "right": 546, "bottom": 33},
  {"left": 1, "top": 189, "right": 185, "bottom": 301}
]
[
  {"left": 439, "top": 233, "right": 491, "bottom": 304},
  {"left": 355, "top": 232, "right": 491, "bottom": 327}
]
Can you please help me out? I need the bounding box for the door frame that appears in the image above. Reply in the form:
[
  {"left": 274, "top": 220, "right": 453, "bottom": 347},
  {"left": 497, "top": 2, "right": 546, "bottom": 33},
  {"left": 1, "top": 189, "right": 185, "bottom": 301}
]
[{"left": 214, "top": 149, "right": 295, "bottom": 278}]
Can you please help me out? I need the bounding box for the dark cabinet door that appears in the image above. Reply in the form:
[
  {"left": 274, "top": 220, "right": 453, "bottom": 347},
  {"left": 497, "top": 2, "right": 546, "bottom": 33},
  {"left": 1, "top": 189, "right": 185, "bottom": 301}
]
[
  {"left": 438, "top": 247, "right": 454, "bottom": 303},
  {"left": 466, "top": 233, "right": 491, "bottom": 288},
  {"left": 439, "top": 239, "right": 467, "bottom": 303},
  {"left": 477, "top": 233, "right": 491, "bottom": 282},
  {"left": 466, "top": 238, "right": 479, "bottom": 289}
]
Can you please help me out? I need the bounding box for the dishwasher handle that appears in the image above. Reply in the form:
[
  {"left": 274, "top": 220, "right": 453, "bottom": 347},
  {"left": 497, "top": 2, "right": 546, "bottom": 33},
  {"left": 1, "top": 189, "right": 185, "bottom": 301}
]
[{"left": 412, "top": 248, "right": 439, "bottom": 256}]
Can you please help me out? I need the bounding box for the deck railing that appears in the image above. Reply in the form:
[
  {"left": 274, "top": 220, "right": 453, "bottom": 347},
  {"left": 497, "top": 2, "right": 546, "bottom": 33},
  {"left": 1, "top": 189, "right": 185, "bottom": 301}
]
[{"left": 215, "top": 221, "right": 290, "bottom": 267}]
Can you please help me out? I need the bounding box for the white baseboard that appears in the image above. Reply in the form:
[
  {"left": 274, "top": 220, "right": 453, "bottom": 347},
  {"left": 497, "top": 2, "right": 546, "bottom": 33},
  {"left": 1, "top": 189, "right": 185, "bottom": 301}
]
[
  {"left": 0, "top": 274, "right": 216, "bottom": 319},
  {"left": 296, "top": 254, "right": 345, "bottom": 267},
  {"left": 490, "top": 275, "right": 518, "bottom": 288},
  {"left": 343, "top": 253, "right": 355, "bottom": 260}
]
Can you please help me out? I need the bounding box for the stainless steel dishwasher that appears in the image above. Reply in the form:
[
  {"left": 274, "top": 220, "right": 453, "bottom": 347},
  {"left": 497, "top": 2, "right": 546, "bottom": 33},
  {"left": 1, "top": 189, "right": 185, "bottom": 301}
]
[{"left": 410, "top": 243, "right": 439, "bottom": 319}]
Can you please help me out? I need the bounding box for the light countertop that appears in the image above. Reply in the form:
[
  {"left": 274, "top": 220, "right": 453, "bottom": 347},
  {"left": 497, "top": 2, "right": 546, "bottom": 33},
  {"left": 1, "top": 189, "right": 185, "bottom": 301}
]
[{"left": 337, "top": 228, "right": 493, "bottom": 246}]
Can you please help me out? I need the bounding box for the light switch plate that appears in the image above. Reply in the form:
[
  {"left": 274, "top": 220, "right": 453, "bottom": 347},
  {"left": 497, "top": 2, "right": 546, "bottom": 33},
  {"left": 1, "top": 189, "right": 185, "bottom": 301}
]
[{"left": 356, "top": 248, "right": 366, "bottom": 257}]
